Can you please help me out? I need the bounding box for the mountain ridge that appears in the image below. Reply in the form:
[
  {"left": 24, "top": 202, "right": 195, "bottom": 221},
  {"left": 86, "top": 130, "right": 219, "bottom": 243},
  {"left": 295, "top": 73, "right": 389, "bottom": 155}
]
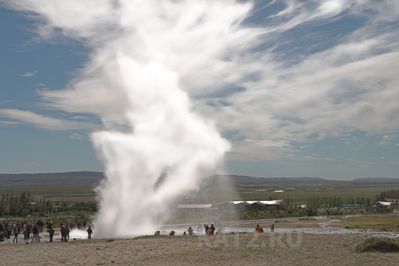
[{"left": 0, "top": 172, "right": 398, "bottom": 187}]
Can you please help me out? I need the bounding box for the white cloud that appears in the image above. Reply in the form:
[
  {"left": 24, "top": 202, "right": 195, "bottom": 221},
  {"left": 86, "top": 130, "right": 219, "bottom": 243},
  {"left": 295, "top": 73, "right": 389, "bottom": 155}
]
[
  {"left": 0, "top": 109, "right": 96, "bottom": 130},
  {"left": 20, "top": 70, "right": 38, "bottom": 78},
  {"left": 227, "top": 138, "right": 293, "bottom": 161},
  {"left": 0, "top": 120, "right": 18, "bottom": 127},
  {"left": 318, "top": 0, "right": 345, "bottom": 16},
  {"left": 69, "top": 132, "right": 85, "bottom": 140},
  {"left": 3, "top": 0, "right": 399, "bottom": 160},
  {"left": 196, "top": 1, "right": 399, "bottom": 159}
]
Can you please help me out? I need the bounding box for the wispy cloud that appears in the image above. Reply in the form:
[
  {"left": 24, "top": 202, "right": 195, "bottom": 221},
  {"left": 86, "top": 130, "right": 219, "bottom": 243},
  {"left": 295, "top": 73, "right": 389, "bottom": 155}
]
[
  {"left": 20, "top": 70, "right": 38, "bottom": 78},
  {"left": 196, "top": 0, "right": 399, "bottom": 159},
  {"left": 2, "top": 0, "right": 399, "bottom": 161},
  {"left": 0, "top": 109, "right": 97, "bottom": 131},
  {"left": 0, "top": 120, "right": 19, "bottom": 127},
  {"left": 69, "top": 132, "right": 85, "bottom": 140}
]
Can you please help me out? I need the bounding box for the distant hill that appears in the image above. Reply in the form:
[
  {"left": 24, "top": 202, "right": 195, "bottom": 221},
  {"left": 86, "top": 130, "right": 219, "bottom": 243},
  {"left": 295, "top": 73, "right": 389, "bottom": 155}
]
[
  {"left": 224, "top": 175, "right": 329, "bottom": 184},
  {"left": 351, "top": 177, "right": 399, "bottom": 183},
  {"left": 0, "top": 171, "right": 103, "bottom": 187},
  {"left": 224, "top": 175, "right": 399, "bottom": 186},
  {"left": 0, "top": 172, "right": 398, "bottom": 188}
]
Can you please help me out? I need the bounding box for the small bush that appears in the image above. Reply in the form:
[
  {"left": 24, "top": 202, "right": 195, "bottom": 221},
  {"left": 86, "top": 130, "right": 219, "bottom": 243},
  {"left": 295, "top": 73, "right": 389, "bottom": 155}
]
[{"left": 356, "top": 237, "right": 399, "bottom": 253}]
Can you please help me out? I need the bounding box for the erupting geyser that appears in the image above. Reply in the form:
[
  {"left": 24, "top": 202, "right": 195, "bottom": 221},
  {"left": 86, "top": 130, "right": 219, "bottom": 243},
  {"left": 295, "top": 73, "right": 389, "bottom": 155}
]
[
  {"left": 91, "top": 61, "right": 230, "bottom": 237},
  {"left": 4, "top": 0, "right": 258, "bottom": 237}
]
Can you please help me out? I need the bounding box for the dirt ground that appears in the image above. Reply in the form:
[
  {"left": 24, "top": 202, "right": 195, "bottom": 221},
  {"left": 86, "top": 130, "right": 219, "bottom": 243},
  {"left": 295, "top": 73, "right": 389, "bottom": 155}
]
[{"left": 1, "top": 233, "right": 399, "bottom": 265}]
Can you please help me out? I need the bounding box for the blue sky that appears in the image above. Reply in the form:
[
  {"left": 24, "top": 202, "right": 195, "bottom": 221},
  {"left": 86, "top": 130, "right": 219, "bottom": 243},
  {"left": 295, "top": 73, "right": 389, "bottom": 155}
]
[
  {"left": 0, "top": 6, "right": 100, "bottom": 172},
  {"left": 0, "top": 1, "right": 398, "bottom": 179}
]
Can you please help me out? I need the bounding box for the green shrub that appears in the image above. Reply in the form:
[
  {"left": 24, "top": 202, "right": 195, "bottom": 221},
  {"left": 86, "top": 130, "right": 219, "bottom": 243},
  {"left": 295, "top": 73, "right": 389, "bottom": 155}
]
[{"left": 356, "top": 237, "right": 399, "bottom": 253}]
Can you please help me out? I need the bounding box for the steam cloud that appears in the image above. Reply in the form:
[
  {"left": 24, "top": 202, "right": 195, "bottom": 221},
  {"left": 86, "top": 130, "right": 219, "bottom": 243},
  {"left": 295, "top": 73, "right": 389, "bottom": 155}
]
[{"left": 3, "top": 0, "right": 259, "bottom": 237}]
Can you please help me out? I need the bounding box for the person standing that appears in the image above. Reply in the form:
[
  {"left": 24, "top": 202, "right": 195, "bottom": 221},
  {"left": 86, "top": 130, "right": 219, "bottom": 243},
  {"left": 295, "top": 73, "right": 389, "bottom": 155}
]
[
  {"left": 204, "top": 224, "right": 209, "bottom": 235},
  {"left": 60, "top": 225, "right": 66, "bottom": 242},
  {"left": 32, "top": 224, "right": 39, "bottom": 243},
  {"left": 26, "top": 223, "right": 32, "bottom": 240},
  {"left": 48, "top": 226, "right": 54, "bottom": 243},
  {"left": 12, "top": 224, "right": 18, "bottom": 243},
  {"left": 0, "top": 223, "right": 5, "bottom": 241},
  {"left": 87, "top": 226, "right": 93, "bottom": 240},
  {"left": 209, "top": 224, "right": 215, "bottom": 235},
  {"left": 6, "top": 222, "right": 12, "bottom": 239},
  {"left": 188, "top": 227, "right": 193, "bottom": 236},
  {"left": 255, "top": 224, "right": 264, "bottom": 233},
  {"left": 66, "top": 225, "right": 70, "bottom": 242}
]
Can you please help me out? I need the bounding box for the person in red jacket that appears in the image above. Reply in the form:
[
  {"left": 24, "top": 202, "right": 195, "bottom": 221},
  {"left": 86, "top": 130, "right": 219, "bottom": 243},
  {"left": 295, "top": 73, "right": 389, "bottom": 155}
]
[{"left": 255, "top": 224, "right": 264, "bottom": 233}]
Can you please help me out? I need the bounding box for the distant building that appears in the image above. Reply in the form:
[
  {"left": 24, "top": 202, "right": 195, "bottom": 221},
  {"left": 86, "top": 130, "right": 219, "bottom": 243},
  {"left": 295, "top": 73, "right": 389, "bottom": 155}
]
[
  {"left": 227, "top": 200, "right": 283, "bottom": 210},
  {"left": 384, "top": 198, "right": 399, "bottom": 207},
  {"left": 376, "top": 201, "right": 392, "bottom": 208},
  {"left": 297, "top": 204, "right": 307, "bottom": 209}
]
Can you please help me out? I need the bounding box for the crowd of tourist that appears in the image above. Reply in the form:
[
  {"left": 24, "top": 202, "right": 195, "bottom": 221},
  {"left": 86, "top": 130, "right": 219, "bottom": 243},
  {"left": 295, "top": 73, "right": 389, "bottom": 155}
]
[
  {"left": 156, "top": 223, "right": 276, "bottom": 237},
  {"left": 2, "top": 220, "right": 275, "bottom": 243},
  {"left": 0, "top": 220, "right": 93, "bottom": 243},
  {"left": 0, "top": 221, "right": 42, "bottom": 243},
  {"left": 157, "top": 224, "right": 214, "bottom": 236}
]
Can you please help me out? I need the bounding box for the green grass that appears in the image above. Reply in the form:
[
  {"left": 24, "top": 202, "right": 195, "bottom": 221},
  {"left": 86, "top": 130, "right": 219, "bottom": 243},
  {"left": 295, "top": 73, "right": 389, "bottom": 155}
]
[
  {"left": 356, "top": 237, "right": 399, "bottom": 252},
  {"left": 1, "top": 181, "right": 398, "bottom": 203},
  {"left": 342, "top": 215, "right": 399, "bottom": 231},
  {"left": 235, "top": 184, "right": 395, "bottom": 201},
  {"left": 0, "top": 186, "right": 95, "bottom": 202}
]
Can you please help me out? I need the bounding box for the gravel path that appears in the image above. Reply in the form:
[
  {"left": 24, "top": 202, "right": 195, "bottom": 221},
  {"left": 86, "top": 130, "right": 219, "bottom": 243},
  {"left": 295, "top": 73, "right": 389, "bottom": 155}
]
[{"left": 1, "top": 233, "right": 399, "bottom": 265}]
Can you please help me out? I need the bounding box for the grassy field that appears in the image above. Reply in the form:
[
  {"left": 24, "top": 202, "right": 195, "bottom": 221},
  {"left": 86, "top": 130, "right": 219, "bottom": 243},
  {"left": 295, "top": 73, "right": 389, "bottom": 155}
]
[
  {"left": 339, "top": 215, "right": 399, "bottom": 231},
  {"left": 0, "top": 186, "right": 96, "bottom": 202},
  {"left": 1, "top": 173, "right": 399, "bottom": 203},
  {"left": 1, "top": 174, "right": 399, "bottom": 223},
  {"left": 0, "top": 183, "right": 397, "bottom": 203},
  {"left": 235, "top": 184, "right": 397, "bottom": 201}
]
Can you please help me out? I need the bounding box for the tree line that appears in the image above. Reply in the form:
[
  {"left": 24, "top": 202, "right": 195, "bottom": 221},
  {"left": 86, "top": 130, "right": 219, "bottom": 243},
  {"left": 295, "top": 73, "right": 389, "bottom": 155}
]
[
  {"left": 376, "top": 189, "right": 399, "bottom": 201},
  {"left": 0, "top": 192, "right": 52, "bottom": 217},
  {"left": 0, "top": 192, "right": 96, "bottom": 218}
]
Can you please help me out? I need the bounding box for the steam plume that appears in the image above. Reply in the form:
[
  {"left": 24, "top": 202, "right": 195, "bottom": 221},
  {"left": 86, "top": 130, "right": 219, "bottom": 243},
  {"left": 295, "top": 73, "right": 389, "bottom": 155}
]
[{"left": 3, "top": 0, "right": 258, "bottom": 237}]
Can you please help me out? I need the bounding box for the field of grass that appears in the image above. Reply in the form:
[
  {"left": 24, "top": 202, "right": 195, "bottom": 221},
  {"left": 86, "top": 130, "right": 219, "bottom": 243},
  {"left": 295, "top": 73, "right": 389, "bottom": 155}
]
[
  {"left": 0, "top": 186, "right": 96, "bottom": 202},
  {"left": 341, "top": 215, "right": 399, "bottom": 231},
  {"left": 356, "top": 237, "right": 399, "bottom": 252},
  {"left": 235, "top": 184, "right": 397, "bottom": 201},
  {"left": 1, "top": 183, "right": 397, "bottom": 204},
  {"left": 2, "top": 172, "right": 399, "bottom": 204}
]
